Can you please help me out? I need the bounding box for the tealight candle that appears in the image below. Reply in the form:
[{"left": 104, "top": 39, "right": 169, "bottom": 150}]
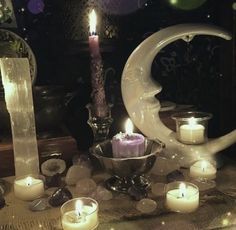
[
  {"left": 190, "top": 160, "right": 216, "bottom": 180},
  {"left": 179, "top": 117, "right": 205, "bottom": 144},
  {"left": 14, "top": 175, "right": 44, "bottom": 201},
  {"left": 112, "top": 118, "right": 145, "bottom": 158},
  {"left": 165, "top": 181, "right": 199, "bottom": 213},
  {"left": 61, "top": 197, "right": 99, "bottom": 230}
]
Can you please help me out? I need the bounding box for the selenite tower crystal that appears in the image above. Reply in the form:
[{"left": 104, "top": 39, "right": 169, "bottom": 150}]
[{"left": 0, "top": 58, "right": 39, "bottom": 176}]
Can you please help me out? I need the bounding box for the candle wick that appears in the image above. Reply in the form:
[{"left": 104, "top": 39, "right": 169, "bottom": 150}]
[
  {"left": 181, "top": 193, "right": 184, "bottom": 198},
  {"left": 89, "top": 31, "right": 97, "bottom": 36}
]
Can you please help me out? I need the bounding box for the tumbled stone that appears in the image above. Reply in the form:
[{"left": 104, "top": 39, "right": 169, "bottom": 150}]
[
  {"left": 136, "top": 198, "right": 157, "bottom": 214},
  {"left": 90, "top": 185, "right": 113, "bottom": 201},
  {"left": 151, "top": 182, "right": 165, "bottom": 196},
  {"left": 41, "top": 159, "right": 66, "bottom": 177},
  {"left": 128, "top": 185, "right": 148, "bottom": 201},
  {"left": 29, "top": 198, "right": 49, "bottom": 212},
  {"left": 76, "top": 179, "right": 97, "bottom": 195},
  {"left": 65, "top": 165, "right": 91, "bottom": 185},
  {"left": 151, "top": 157, "right": 180, "bottom": 176},
  {"left": 48, "top": 187, "right": 72, "bottom": 207},
  {"left": 167, "top": 170, "right": 185, "bottom": 183},
  {"left": 0, "top": 196, "right": 5, "bottom": 209}
]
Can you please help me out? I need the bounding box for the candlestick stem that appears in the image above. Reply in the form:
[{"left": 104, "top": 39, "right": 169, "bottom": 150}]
[{"left": 86, "top": 103, "right": 113, "bottom": 143}]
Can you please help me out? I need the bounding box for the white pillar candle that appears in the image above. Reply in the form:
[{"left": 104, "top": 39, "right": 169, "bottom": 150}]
[
  {"left": 14, "top": 175, "right": 44, "bottom": 201},
  {"left": 61, "top": 198, "right": 98, "bottom": 230},
  {"left": 166, "top": 182, "right": 199, "bottom": 213},
  {"left": 179, "top": 117, "right": 205, "bottom": 144},
  {"left": 190, "top": 160, "right": 216, "bottom": 180},
  {"left": 112, "top": 118, "right": 145, "bottom": 158}
]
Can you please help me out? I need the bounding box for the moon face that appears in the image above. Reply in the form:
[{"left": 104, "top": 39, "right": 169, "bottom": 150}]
[{"left": 121, "top": 24, "right": 232, "bottom": 166}]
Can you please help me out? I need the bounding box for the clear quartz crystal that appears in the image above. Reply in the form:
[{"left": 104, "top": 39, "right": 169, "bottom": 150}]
[
  {"left": 136, "top": 198, "right": 157, "bottom": 214},
  {"left": 0, "top": 58, "right": 39, "bottom": 176}
]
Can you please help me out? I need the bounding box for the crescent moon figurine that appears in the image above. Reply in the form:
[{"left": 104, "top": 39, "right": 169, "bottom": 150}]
[{"left": 121, "top": 24, "right": 236, "bottom": 166}]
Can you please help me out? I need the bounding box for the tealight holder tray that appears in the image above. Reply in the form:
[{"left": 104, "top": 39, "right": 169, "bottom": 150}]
[
  {"left": 90, "top": 138, "right": 164, "bottom": 193},
  {"left": 171, "top": 111, "right": 212, "bottom": 145}
]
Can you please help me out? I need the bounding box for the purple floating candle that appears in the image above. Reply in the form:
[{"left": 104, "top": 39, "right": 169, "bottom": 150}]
[
  {"left": 112, "top": 118, "right": 145, "bottom": 158},
  {"left": 27, "top": 0, "right": 45, "bottom": 14}
]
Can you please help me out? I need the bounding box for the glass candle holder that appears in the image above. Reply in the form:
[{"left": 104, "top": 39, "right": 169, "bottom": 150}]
[
  {"left": 165, "top": 181, "right": 199, "bottom": 213},
  {"left": 190, "top": 159, "right": 216, "bottom": 180},
  {"left": 189, "top": 160, "right": 216, "bottom": 190},
  {"left": 171, "top": 111, "right": 212, "bottom": 145},
  {"left": 61, "top": 197, "right": 99, "bottom": 230},
  {"left": 14, "top": 174, "right": 45, "bottom": 201},
  {"left": 86, "top": 103, "right": 113, "bottom": 143}
]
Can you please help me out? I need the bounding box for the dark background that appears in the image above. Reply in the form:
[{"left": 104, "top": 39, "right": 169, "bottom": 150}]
[{"left": 1, "top": 0, "right": 236, "bottom": 152}]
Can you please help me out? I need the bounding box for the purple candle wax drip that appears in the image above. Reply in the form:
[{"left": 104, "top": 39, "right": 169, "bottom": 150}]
[
  {"left": 27, "top": 0, "right": 45, "bottom": 14},
  {"left": 112, "top": 132, "right": 145, "bottom": 158}
]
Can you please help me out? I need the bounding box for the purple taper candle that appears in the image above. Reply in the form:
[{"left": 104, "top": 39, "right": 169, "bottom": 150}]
[{"left": 88, "top": 9, "right": 108, "bottom": 117}]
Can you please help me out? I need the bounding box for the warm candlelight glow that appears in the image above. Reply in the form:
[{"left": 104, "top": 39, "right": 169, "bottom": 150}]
[
  {"left": 89, "top": 9, "right": 97, "bottom": 34},
  {"left": 75, "top": 200, "right": 83, "bottom": 216},
  {"left": 188, "top": 117, "right": 197, "bottom": 126},
  {"left": 125, "top": 118, "right": 133, "bottom": 134},
  {"left": 201, "top": 160, "right": 207, "bottom": 172},
  {"left": 179, "top": 183, "right": 186, "bottom": 198},
  {"left": 26, "top": 176, "right": 32, "bottom": 186}
]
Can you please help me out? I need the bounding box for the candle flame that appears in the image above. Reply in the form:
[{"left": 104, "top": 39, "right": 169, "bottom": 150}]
[
  {"left": 201, "top": 160, "right": 207, "bottom": 172},
  {"left": 188, "top": 117, "right": 197, "bottom": 126},
  {"left": 89, "top": 9, "right": 97, "bottom": 34},
  {"left": 26, "top": 176, "right": 32, "bottom": 186},
  {"left": 75, "top": 200, "right": 83, "bottom": 216},
  {"left": 179, "top": 182, "right": 186, "bottom": 198},
  {"left": 125, "top": 118, "right": 133, "bottom": 134}
]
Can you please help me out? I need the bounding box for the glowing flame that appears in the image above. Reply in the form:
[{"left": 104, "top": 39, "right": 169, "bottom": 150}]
[
  {"left": 26, "top": 176, "right": 32, "bottom": 186},
  {"left": 75, "top": 200, "right": 83, "bottom": 216},
  {"left": 188, "top": 117, "right": 197, "bottom": 127},
  {"left": 125, "top": 118, "right": 133, "bottom": 134},
  {"left": 89, "top": 9, "right": 97, "bottom": 34},
  {"left": 179, "top": 182, "right": 186, "bottom": 198},
  {"left": 201, "top": 160, "right": 208, "bottom": 172}
]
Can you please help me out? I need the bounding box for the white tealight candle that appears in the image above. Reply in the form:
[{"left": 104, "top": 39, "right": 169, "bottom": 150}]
[
  {"left": 112, "top": 118, "right": 145, "bottom": 158},
  {"left": 14, "top": 175, "right": 44, "bottom": 201},
  {"left": 190, "top": 160, "right": 216, "bottom": 180},
  {"left": 179, "top": 117, "right": 205, "bottom": 144},
  {"left": 61, "top": 198, "right": 98, "bottom": 230},
  {"left": 166, "top": 182, "right": 199, "bottom": 213}
]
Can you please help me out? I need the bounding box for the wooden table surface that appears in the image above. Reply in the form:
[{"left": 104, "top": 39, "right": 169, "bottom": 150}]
[{"left": 1, "top": 161, "right": 236, "bottom": 230}]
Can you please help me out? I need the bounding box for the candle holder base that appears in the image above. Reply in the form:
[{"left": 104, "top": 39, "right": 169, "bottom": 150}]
[
  {"left": 90, "top": 138, "right": 164, "bottom": 194},
  {"left": 86, "top": 103, "right": 113, "bottom": 143}
]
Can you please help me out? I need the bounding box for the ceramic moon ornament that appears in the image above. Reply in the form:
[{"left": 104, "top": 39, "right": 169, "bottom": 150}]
[{"left": 121, "top": 24, "right": 236, "bottom": 167}]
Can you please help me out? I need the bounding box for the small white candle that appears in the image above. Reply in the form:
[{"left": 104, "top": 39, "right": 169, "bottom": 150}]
[
  {"left": 166, "top": 182, "right": 199, "bottom": 213},
  {"left": 190, "top": 160, "right": 216, "bottom": 180},
  {"left": 179, "top": 117, "right": 205, "bottom": 144},
  {"left": 14, "top": 175, "right": 44, "bottom": 201},
  {"left": 112, "top": 118, "right": 145, "bottom": 158},
  {"left": 61, "top": 198, "right": 98, "bottom": 230}
]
